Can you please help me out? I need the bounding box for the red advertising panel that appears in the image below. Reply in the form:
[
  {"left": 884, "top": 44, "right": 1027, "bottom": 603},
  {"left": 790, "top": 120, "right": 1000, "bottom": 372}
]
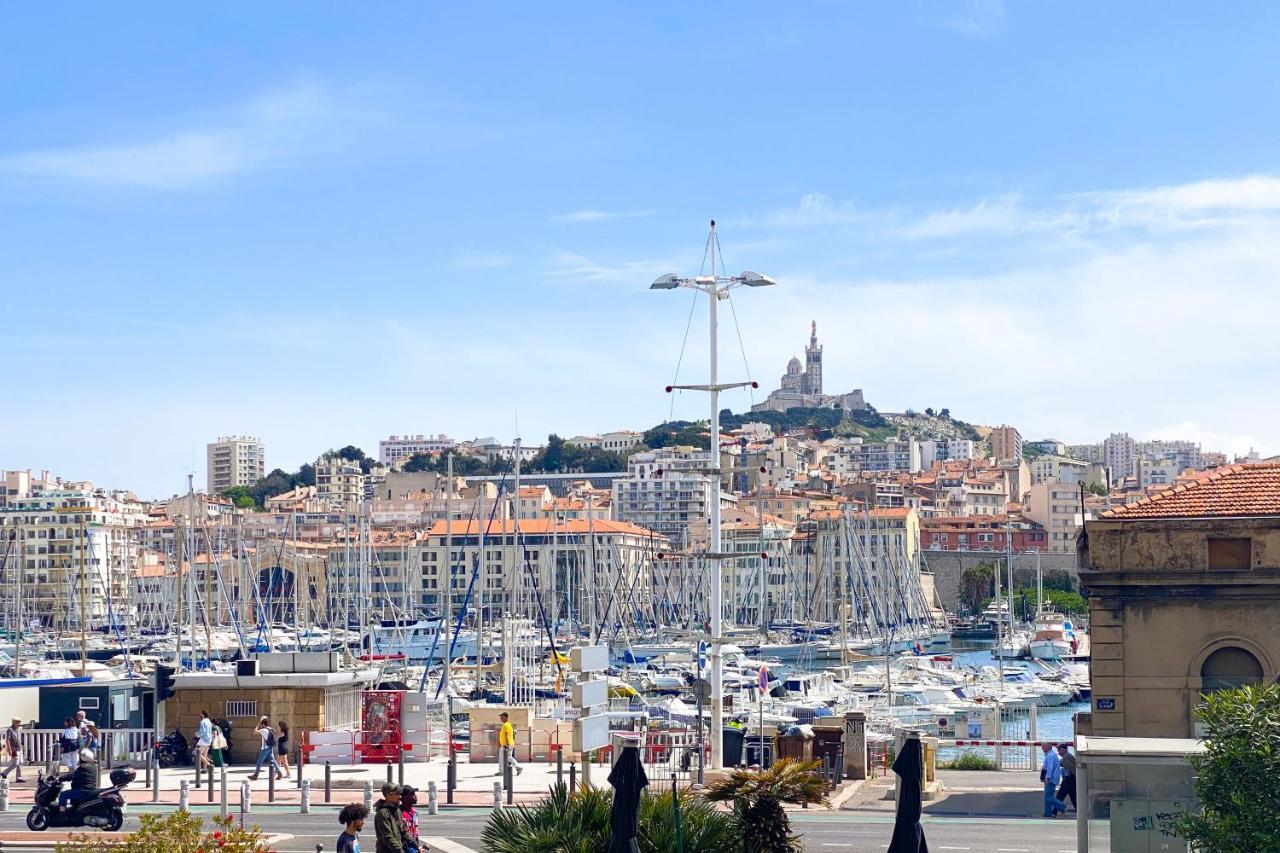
[{"left": 361, "top": 690, "right": 403, "bottom": 763}]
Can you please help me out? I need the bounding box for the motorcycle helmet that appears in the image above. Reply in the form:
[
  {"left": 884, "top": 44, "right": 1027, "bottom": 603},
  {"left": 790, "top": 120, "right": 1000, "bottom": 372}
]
[{"left": 79, "top": 748, "right": 95, "bottom": 762}]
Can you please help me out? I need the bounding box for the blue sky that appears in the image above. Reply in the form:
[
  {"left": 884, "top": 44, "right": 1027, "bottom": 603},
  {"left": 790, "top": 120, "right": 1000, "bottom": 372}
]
[{"left": 3, "top": 2, "right": 1280, "bottom": 497}]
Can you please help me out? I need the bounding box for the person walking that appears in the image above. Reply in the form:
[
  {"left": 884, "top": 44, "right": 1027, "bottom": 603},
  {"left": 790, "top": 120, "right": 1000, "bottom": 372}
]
[
  {"left": 373, "top": 783, "right": 408, "bottom": 853},
  {"left": 210, "top": 719, "right": 228, "bottom": 768},
  {"left": 275, "top": 721, "right": 290, "bottom": 776},
  {"left": 1056, "top": 743, "right": 1077, "bottom": 812},
  {"left": 83, "top": 722, "right": 100, "bottom": 760},
  {"left": 336, "top": 803, "right": 369, "bottom": 853},
  {"left": 59, "top": 717, "right": 81, "bottom": 770},
  {"left": 495, "top": 712, "right": 521, "bottom": 776},
  {"left": 1039, "top": 743, "right": 1067, "bottom": 818},
  {"left": 1, "top": 718, "right": 25, "bottom": 783},
  {"left": 196, "top": 710, "right": 214, "bottom": 769},
  {"left": 399, "top": 786, "right": 422, "bottom": 853},
  {"left": 248, "top": 716, "right": 282, "bottom": 781}
]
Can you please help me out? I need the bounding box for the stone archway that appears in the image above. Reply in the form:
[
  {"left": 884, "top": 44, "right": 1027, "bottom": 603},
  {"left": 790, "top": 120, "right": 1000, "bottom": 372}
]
[{"left": 1200, "top": 646, "right": 1264, "bottom": 694}]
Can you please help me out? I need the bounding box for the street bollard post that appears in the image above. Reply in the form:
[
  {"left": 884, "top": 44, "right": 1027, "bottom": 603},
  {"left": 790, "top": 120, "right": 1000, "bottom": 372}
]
[
  {"left": 363, "top": 780, "right": 373, "bottom": 811},
  {"left": 220, "top": 766, "right": 228, "bottom": 819},
  {"left": 240, "top": 780, "right": 251, "bottom": 814},
  {"left": 503, "top": 750, "right": 514, "bottom": 805},
  {"left": 208, "top": 763, "right": 215, "bottom": 802},
  {"left": 446, "top": 748, "right": 456, "bottom": 805},
  {"left": 0, "top": 778, "right": 9, "bottom": 812},
  {"left": 268, "top": 766, "right": 276, "bottom": 803},
  {"left": 297, "top": 750, "right": 304, "bottom": 788},
  {"left": 324, "top": 761, "right": 332, "bottom": 803},
  {"left": 300, "top": 779, "right": 311, "bottom": 814},
  {"left": 426, "top": 781, "right": 438, "bottom": 816},
  {"left": 144, "top": 750, "right": 151, "bottom": 787},
  {"left": 385, "top": 760, "right": 392, "bottom": 785},
  {"left": 569, "top": 761, "right": 576, "bottom": 792},
  {"left": 556, "top": 745, "right": 563, "bottom": 785},
  {"left": 179, "top": 780, "right": 189, "bottom": 813},
  {"left": 152, "top": 753, "right": 160, "bottom": 803},
  {"left": 398, "top": 745, "right": 405, "bottom": 787},
  {"left": 492, "top": 781, "right": 502, "bottom": 812},
  {"left": 195, "top": 762, "right": 202, "bottom": 788}
]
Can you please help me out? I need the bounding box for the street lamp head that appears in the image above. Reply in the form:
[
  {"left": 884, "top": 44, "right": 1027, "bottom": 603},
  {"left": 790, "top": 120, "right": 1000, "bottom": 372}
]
[
  {"left": 650, "top": 273, "right": 681, "bottom": 290},
  {"left": 739, "top": 270, "right": 776, "bottom": 287}
]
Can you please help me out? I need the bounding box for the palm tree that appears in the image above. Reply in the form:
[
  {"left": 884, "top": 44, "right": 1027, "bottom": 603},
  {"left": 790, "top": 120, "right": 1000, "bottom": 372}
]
[{"left": 704, "top": 758, "right": 829, "bottom": 853}]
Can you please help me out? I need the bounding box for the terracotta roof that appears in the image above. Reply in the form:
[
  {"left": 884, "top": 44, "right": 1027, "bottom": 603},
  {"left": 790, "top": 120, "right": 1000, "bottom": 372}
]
[
  {"left": 1100, "top": 463, "right": 1280, "bottom": 519},
  {"left": 426, "top": 518, "right": 657, "bottom": 538}
]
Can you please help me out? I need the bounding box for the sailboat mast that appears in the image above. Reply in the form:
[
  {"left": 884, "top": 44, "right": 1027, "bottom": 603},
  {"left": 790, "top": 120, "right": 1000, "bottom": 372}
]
[
  {"left": 443, "top": 452, "right": 453, "bottom": 697},
  {"left": 79, "top": 514, "right": 87, "bottom": 676}
]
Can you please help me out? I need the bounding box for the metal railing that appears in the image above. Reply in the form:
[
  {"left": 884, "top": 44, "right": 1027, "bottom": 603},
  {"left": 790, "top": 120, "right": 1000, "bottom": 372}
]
[{"left": 14, "top": 728, "right": 155, "bottom": 770}]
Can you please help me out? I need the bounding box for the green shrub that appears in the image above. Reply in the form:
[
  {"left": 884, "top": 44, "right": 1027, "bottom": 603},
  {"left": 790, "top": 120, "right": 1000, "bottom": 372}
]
[
  {"left": 938, "top": 751, "right": 1000, "bottom": 771},
  {"left": 57, "top": 813, "right": 271, "bottom": 853},
  {"left": 1174, "top": 684, "right": 1280, "bottom": 853},
  {"left": 481, "top": 782, "right": 740, "bottom": 853}
]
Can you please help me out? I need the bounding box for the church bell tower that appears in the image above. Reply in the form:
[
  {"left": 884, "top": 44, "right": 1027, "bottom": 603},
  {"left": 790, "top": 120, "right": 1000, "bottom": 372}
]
[{"left": 804, "top": 320, "right": 822, "bottom": 397}]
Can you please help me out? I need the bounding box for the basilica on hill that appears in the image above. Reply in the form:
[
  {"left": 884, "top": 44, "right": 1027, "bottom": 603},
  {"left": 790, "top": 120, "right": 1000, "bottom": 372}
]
[{"left": 751, "top": 321, "right": 869, "bottom": 413}]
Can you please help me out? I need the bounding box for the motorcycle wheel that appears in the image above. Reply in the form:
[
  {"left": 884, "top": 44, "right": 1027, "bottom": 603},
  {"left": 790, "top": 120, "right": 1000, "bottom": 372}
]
[
  {"left": 105, "top": 809, "right": 124, "bottom": 832},
  {"left": 26, "top": 807, "right": 49, "bottom": 831}
]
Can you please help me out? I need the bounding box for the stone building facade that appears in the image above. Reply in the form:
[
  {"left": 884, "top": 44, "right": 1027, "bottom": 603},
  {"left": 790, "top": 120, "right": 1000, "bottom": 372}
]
[{"left": 1080, "top": 462, "right": 1280, "bottom": 739}]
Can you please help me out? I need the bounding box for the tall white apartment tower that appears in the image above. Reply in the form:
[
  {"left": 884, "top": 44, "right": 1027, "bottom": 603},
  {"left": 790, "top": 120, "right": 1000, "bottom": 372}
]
[{"left": 207, "top": 436, "right": 265, "bottom": 494}]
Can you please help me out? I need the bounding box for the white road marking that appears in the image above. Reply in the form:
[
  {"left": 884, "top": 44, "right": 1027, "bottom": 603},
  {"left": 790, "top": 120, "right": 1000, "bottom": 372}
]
[{"left": 425, "top": 838, "right": 480, "bottom": 853}]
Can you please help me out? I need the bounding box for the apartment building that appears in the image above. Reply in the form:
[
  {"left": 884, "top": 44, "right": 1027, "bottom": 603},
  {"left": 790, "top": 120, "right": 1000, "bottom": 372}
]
[
  {"left": 378, "top": 434, "right": 456, "bottom": 467},
  {"left": 206, "top": 436, "right": 264, "bottom": 495},
  {"left": 918, "top": 439, "right": 976, "bottom": 470},
  {"left": 689, "top": 506, "right": 795, "bottom": 625},
  {"left": 1104, "top": 433, "right": 1137, "bottom": 486},
  {"left": 315, "top": 456, "right": 365, "bottom": 513},
  {"left": 1026, "top": 439, "right": 1066, "bottom": 456},
  {"left": 823, "top": 437, "right": 921, "bottom": 475},
  {"left": 1137, "top": 439, "right": 1202, "bottom": 472},
  {"left": 1066, "top": 443, "right": 1105, "bottom": 465},
  {"left": 921, "top": 514, "right": 1048, "bottom": 553},
  {"left": 1030, "top": 454, "right": 1089, "bottom": 486},
  {"left": 1024, "top": 481, "right": 1084, "bottom": 553},
  {"left": 989, "top": 425, "right": 1022, "bottom": 462},
  {"left": 0, "top": 480, "right": 147, "bottom": 628},
  {"left": 409, "top": 518, "right": 663, "bottom": 623},
  {"left": 612, "top": 446, "right": 715, "bottom": 545}
]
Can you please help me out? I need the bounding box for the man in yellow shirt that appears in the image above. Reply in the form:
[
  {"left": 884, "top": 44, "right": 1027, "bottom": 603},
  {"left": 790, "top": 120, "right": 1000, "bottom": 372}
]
[{"left": 496, "top": 712, "right": 522, "bottom": 776}]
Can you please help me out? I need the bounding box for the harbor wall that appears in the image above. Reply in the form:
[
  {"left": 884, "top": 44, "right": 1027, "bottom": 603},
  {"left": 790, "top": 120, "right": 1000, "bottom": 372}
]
[{"left": 922, "top": 550, "right": 1080, "bottom": 612}]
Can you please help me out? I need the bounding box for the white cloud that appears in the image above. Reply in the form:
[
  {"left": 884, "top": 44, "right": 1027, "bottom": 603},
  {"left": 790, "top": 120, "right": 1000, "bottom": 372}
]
[
  {"left": 552, "top": 209, "right": 652, "bottom": 223},
  {"left": 0, "top": 79, "right": 344, "bottom": 189},
  {"left": 915, "top": 0, "right": 1007, "bottom": 37}
]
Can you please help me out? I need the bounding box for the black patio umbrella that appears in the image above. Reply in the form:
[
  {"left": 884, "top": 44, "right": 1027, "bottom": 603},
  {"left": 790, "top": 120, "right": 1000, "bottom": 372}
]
[
  {"left": 608, "top": 743, "right": 649, "bottom": 853},
  {"left": 888, "top": 736, "right": 929, "bottom": 853}
]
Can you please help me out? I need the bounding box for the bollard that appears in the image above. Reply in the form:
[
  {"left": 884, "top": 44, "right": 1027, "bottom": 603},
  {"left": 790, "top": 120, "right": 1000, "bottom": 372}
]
[
  {"left": 220, "top": 766, "right": 229, "bottom": 819},
  {"left": 446, "top": 748, "right": 456, "bottom": 805},
  {"left": 297, "top": 750, "right": 304, "bottom": 788},
  {"left": 268, "top": 766, "right": 276, "bottom": 803},
  {"left": 0, "top": 778, "right": 9, "bottom": 812},
  {"left": 398, "top": 745, "right": 405, "bottom": 787},
  {"left": 385, "top": 760, "right": 393, "bottom": 786},
  {"left": 240, "top": 779, "right": 251, "bottom": 814},
  {"left": 363, "top": 780, "right": 373, "bottom": 811},
  {"left": 324, "top": 761, "right": 332, "bottom": 803},
  {"left": 195, "top": 762, "right": 202, "bottom": 788},
  {"left": 569, "top": 761, "right": 577, "bottom": 792},
  {"left": 208, "top": 762, "right": 215, "bottom": 802},
  {"left": 179, "top": 780, "right": 190, "bottom": 813},
  {"left": 152, "top": 753, "right": 160, "bottom": 803},
  {"left": 492, "top": 781, "right": 503, "bottom": 811},
  {"left": 144, "top": 751, "right": 151, "bottom": 787},
  {"left": 556, "top": 745, "right": 563, "bottom": 785},
  {"left": 503, "top": 749, "right": 514, "bottom": 805},
  {"left": 426, "top": 781, "right": 438, "bottom": 816},
  {"left": 300, "top": 779, "right": 311, "bottom": 814}
]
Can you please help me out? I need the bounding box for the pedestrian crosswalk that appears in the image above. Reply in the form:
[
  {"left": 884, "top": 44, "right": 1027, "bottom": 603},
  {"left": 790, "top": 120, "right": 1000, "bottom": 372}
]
[{"left": 423, "top": 837, "right": 479, "bottom": 853}]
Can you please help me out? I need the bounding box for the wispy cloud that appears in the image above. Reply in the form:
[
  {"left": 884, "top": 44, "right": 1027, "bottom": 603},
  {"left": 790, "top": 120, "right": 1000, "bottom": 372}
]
[
  {"left": 542, "top": 249, "right": 674, "bottom": 283},
  {"left": 915, "top": 0, "right": 1007, "bottom": 37},
  {"left": 552, "top": 209, "right": 652, "bottom": 224},
  {"left": 752, "top": 175, "right": 1280, "bottom": 243},
  {"left": 1, "top": 79, "right": 348, "bottom": 190}
]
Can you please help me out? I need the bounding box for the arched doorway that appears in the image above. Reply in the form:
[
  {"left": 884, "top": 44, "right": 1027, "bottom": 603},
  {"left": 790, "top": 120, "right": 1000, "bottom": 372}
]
[{"left": 1200, "top": 646, "right": 1264, "bottom": 694}]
